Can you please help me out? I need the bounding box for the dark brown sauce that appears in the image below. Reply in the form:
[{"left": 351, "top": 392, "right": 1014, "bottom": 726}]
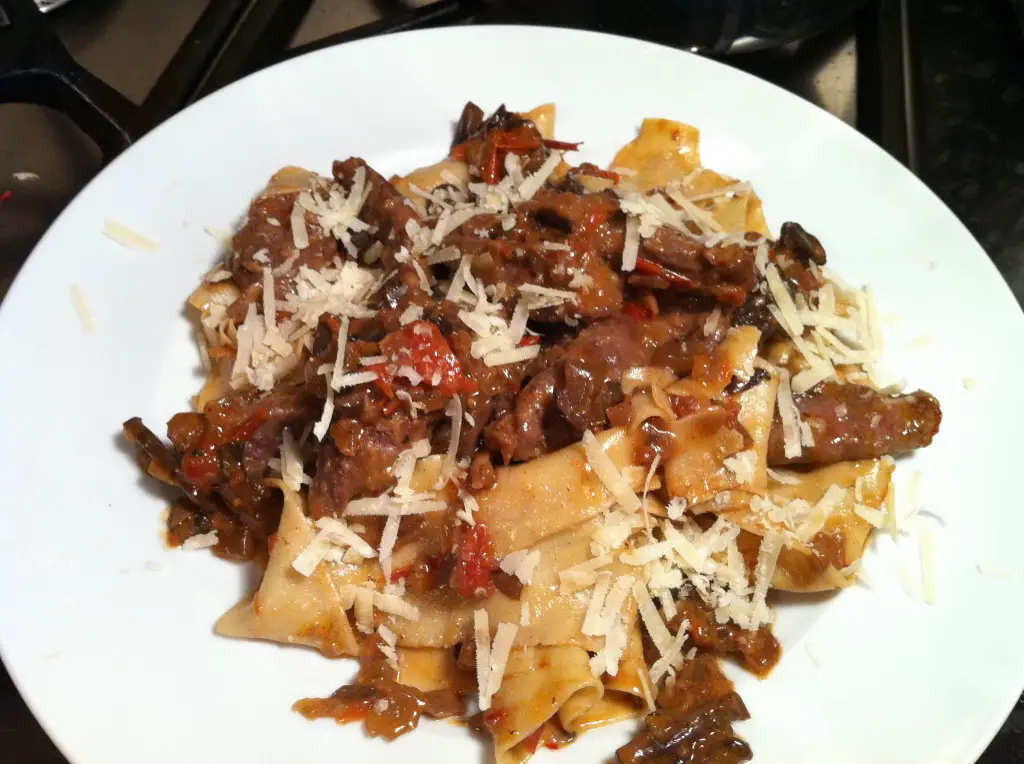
[
  {"left": 638, "top": 416, "right": 676, "bottom": 464},
  {"left": 618, "top": 684, "right": 752, "bottom": 764},
  {"left": 293, "top": 656, "right": 466, "bottom": 740},
  {"left": 673, "top": 597, "right": 781, "bottom": 677}
]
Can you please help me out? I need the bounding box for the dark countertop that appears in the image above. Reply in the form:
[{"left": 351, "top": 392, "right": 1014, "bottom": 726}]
[
  {"left": 916, "top": 0, "right": 1024, "bottom": 307},
  {"left": 913, "top": 1, "right": 1024, "bottom": 757},
  {"left": 2, "top": 0, "right": 1023, "bottom": 762}
]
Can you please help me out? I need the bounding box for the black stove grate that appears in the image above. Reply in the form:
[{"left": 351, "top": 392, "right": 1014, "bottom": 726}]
[{"left": 0, "top": 0, "right": 916, "bottom": 170}]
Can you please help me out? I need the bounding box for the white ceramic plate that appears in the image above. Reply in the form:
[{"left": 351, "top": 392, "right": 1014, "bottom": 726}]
[{"left": 0, "top": 26, "right": 1020, "bottom": 764}]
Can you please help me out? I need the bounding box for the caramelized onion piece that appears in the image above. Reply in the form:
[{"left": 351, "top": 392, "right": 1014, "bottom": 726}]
[{"left": 617, "top": 692, "right": 752, "bottom": 764}]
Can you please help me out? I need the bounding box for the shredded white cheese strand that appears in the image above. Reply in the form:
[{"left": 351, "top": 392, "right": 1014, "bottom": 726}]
[{"left": 581, "top": 431, "right": 641, "bottom": 512}]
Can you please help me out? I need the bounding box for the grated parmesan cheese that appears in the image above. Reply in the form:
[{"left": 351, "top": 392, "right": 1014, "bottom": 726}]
[
  {"left": 636, "top": 668, "right": 656, "bottom": 713},
  {"left": 333, "top": 370, "right": 379, "bottom": 388},
  {"left": 649, "top": 620, "right": 689, "bottom": 685},
  {"left": 456, "top": 490, "right": 479, "bottom": 526},
  {"left": 520, "top": 600, "right": 531, "bottom": 627},
  {"left": 581, "top": 572, "right": 613, "bottom": 636},
  {"left": 481, "top": 344, "right": 541, "bottom": 367},
  {"left": 373, "top": 590, "right": 420, "bottom": 621},
  {"left": 279, "top": 429, "right": 308, "bottom": 491},
  {"left": 316, "top": 517, "right": 377, "bottom": 558},
  {"left": 204, "top": 269, "right": 233, "bottom": 283},
  {"left": 776, "top": 370, "right": 803, "bottom": 460},
  {"left": 518, "top": 283, "right": 578, "bottom": 304},
  {"left": 474, "top": 610, "right": 492, "bottom": 710},
  {"left": 437, "top": 396, "right": 463, "bottom": 488},
  {"left": 378, "top": 625, "right": 399, "bottom": 671},
  {"left": 748, "top": 533, "right": 783, "bottom": 628},
  {"left": 853, "top": 504, "right": 885, "bottom": 528},
  {"left": 70, "top": 285, "right": 95, "bottom": 333},
  {"left": 517, "top": 151, "right": 563, "bottom": 200},
  {"left": 485, "top": 622, "right": 518, "bottom": 699},
  {"left": 399, "top": 304, "right": 424, "bottom": 325},
  {"left": 767, "top": 468, "right": 801, "bottom": 486},
  {"left": 499, "top": 549, "right": 541, "bottom": 585},
  {"left": 581, "top": 430, "right": 641, "bottom": 513},
  {"left": 378, "top": 513, "right": 401, "bottom": 581},
  {"left": 344, "top": 497, "right": 447, "bottom": 516},
  {"left": 633, "top": 581, "right": 673, "bottom": 656},
  {"left": 666, "top": 497, "right": 687, "bottom": 521},
  {"left": 313, "top": 386, "right": 334, "bottom": 441},
  {"left": 723, "top": 449, "right": 757, "bottom": 485},
  {"left": 103, "top": 219, "right": 158, "bottom": 252},
  {"left": 559, "top": 554, "right": 613, "bottom": 592},
  {"left": 354, "top": 587, "right": 375, "bottom": 634},
  {"left": 290, "top": 201, "right": 310, "bottom": 250},
  {"left": 182, "top": 531, "right": 218, "bottom": 550},
  {"left": 621, "top": 216, "right": 640, "bottom": 272}
]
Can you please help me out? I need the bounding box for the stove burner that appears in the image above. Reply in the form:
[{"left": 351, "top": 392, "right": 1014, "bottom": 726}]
[{"left": 0, "top": 0, "right": 914, "bottom": 170}]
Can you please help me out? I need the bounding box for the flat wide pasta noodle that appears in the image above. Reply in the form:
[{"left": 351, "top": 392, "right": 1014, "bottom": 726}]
[
  {"left": 396, "top": 647, "right": 474, "bottom": 695},
  {"left": 389, "top": 516, "right": 636, "bottom": 651},
  {"left": 662, "top": 328, "right": 774, "bottom": 503},
  {"left": 215, "top": 482, "right": 371, "bottom": 656},
  {"left": 610, "top": 118, "right": 771, "bottom": 236},
  {"left": 488, "top": 646, "right": 603, "bottom": 764},
  {"left": 263, "top": 164, "right": 322, "bottom": 195},
  {"left": 734, "top": 367, "right": 780, "bottom": 495},
  {"left": 391, "top": 102, "right": 556, "bottom": 214},
  {"left": 679, "top": 166, "right": 771, "bottom": 237},
  {"left": 662, "top": 411, "right": 745, "bottom": 504},
  {"left": 392, "top": 159, "right": 470, "bottom": 215},
  {"left": 520, "top": 103, "right": 556, "bottom": 139},
  {"left": 611, "top": 118, "right": 701, "bottom": 192},
  {"left": 218, "top": 479, "right": 636, "bottom": 654},
  {"left": 720, "top": 459, "right": 894, "bottom": 592},
  {"left": 475, "top": 427, "right": 642, "bottom": 556},
  {"left": 559, "top": 625, "right": 648, "bottom": 734}
]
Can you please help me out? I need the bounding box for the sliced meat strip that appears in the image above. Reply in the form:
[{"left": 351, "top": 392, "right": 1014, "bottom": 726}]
[
  {"left": 768, "top": 382, "right": 942, "bottom": 465},
  {"left": 556, "top": 318, "right": 649, "bottom": 432},
  {"left": 510, "top": 366, "right": 561, "bottom": 461},
  {"left": 634, "top": 227, "right": 757, "bottom": 306},
  {"left": 333, "top": 157, "right": 421, "bottom": 268},
  {"left": 307, "top": 431, "right": 400, "bottom": 520},
  {"left": 230, "top": 191, "right": 339, "bottom": 291},
  {"left": 444, "top": 189, "right": 626, "bottom": 321},
  {"left": 639, "top": 310, "right": 728, "bottom": 377}
]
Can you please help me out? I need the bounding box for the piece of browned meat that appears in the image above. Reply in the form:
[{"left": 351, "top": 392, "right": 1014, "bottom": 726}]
[
  {"left": 230, "top": 192, "right": 340, "bottom": 291},
  {"left": 633, "top": 227, "right": 757, "bottom": 307},
  {"left": 771, "top": 221, "right": 826, "bottom": 294},
  {"left": 768, "top": 382, "right": 942, "bottom": 465},
  {"left": 556, "top": 319, "right": 650, "bottom": 432},
  {"left": 617, "top": 689, "right": 753, "bottom": 764},
  {"left": 333, "top": 157, "right": 420, "bottom": 268}
]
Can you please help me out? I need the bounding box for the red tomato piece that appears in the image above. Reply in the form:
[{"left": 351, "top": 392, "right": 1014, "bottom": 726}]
[
  {"left": 369, "top": 320, "right": 477, "bottom": 398},
  {"left": 542, "top": 139, "right": 582, "bottom": 151},
  {"left": 181, "top": 449, "right": 220, "bottom": 490},
  {"left": 451, "top": 523, "right": 498, "bottom": 598},
  {"left": 621, "top": 302, "right": 653, "bottom": 321}
]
